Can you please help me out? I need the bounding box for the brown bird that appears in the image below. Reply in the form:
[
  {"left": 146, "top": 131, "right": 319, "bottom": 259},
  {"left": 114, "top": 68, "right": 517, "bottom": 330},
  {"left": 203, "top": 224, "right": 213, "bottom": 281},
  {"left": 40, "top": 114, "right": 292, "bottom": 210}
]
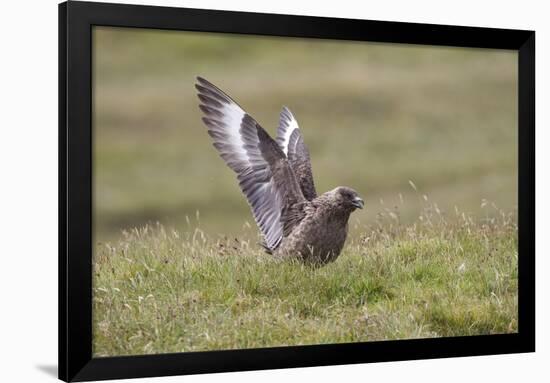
[{"left": 195, "top": 77, "right": 364, "bottom": 264}]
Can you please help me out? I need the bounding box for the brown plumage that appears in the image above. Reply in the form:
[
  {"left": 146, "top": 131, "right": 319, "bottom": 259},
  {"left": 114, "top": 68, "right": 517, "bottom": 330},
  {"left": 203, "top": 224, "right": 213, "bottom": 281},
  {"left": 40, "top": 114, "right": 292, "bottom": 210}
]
[{"left": 195, "top": 77, "right": 364, "bottom": 264}]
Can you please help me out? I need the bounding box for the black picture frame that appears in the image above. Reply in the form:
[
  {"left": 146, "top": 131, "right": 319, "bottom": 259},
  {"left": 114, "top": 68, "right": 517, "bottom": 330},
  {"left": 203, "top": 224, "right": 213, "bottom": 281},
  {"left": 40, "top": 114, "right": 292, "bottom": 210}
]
[{"left": 59, "top": 1, "right": 535, "bottom": 381}]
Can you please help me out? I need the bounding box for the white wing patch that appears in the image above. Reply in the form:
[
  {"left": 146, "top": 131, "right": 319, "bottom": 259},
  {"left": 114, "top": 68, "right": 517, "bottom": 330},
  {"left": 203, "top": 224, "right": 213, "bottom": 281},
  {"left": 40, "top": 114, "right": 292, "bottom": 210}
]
[
  {"left": 210, "top": 102, "right": 249, "bottom": 169},
  {"left": 220, "top": 103, "right": 247, "bottom": 151},
  {"left": 276, "top": 106, "right": 300, "bottom": 156}
]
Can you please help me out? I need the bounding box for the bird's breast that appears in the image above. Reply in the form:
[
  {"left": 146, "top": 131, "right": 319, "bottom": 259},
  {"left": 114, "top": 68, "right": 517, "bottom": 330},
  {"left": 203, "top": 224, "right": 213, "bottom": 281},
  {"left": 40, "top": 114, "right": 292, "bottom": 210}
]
[{"left": 276, "top": 206, "right": 350, "bottom": 264}]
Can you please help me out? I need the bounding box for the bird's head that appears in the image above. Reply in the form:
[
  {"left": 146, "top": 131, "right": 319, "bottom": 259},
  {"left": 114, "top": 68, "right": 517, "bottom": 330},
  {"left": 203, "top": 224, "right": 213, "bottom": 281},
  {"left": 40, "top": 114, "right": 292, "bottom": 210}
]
[{"left": 333, "top": 187, "right": 364, "bottom": 211}]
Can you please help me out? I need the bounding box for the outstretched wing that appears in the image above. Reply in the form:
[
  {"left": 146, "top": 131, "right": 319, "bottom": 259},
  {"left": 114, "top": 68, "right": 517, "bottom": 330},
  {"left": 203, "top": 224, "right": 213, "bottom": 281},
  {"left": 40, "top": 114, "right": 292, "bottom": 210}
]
[
  {"left": 195, "top": 77, "right": 305, "bottom": 251},
  {"left": 276, "top": 107, "right": 317, "bottom": 200}
]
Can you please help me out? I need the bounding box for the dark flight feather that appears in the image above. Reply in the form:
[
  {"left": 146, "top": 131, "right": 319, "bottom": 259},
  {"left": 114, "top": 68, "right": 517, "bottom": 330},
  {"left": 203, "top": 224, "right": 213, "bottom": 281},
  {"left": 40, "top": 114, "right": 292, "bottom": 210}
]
[{"left": 276, "top": 107, "right": 317, "bottom": 200}]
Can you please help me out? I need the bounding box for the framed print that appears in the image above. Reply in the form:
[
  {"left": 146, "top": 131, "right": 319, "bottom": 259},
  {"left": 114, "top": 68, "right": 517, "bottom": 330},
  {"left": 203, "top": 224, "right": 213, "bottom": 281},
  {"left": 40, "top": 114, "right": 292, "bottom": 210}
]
[{"left": 59, "top": 1, "right": 535, "bottom": 381}]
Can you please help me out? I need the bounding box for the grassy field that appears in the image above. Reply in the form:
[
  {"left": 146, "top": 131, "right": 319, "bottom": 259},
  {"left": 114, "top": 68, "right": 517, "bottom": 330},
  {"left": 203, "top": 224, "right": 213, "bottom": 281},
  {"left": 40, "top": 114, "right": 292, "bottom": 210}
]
[
  {"left": 92, "top": 200, "right": 517, "bottom": 356},
  {"left": 92, "top": 28, "right": 518, "bottom": 356}
]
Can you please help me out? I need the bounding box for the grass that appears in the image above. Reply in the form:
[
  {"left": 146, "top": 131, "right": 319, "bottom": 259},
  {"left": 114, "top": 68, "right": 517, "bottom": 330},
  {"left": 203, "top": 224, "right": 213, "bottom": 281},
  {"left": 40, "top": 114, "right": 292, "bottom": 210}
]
[{"left": 92, "top": 200, "right": 517, "bottom": 356}]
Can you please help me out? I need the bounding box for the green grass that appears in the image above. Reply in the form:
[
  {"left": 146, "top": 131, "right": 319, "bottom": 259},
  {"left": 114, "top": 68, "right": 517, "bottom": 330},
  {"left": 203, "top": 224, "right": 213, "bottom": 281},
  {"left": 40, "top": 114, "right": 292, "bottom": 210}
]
[{"left": 92, "top": 202, "right": 517, "bottom": 356}]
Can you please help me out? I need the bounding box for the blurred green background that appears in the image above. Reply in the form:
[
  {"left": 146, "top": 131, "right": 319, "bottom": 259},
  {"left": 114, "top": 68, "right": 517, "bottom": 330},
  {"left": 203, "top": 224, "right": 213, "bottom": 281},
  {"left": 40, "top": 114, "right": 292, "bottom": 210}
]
[{"left": 92, "top": 27, "right": 517, "bottom": 244}]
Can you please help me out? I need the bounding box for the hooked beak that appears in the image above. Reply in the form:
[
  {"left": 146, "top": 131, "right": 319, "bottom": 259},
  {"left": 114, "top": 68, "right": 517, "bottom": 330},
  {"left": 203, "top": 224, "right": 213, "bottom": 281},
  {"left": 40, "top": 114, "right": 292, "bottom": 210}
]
[{"left": 352, "top": 196, "right": 364, "bottom": 209}]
